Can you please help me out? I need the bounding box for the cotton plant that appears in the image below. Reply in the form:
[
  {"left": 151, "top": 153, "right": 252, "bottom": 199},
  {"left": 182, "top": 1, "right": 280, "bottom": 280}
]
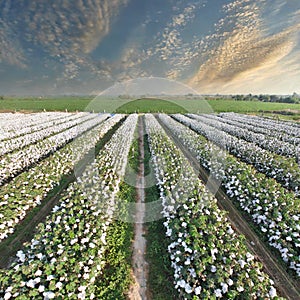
[
  {"left": 145, "top": 114, "right": 280, "bottom": 299},
  {"left": 0, "top": 114, "right": 138, "bottom": 299},
  {"left": 220, "top": 112, "right": 300, "bottom": 139},
  {"left": 0, "top": 114, "right": 110, "bottom": 186},
  {"left": 0, "top": 113, "right": 92, "bottom": 156},
  {"left": 169, "top": 113, "right": 300, "bottom": 194},
  {"left": 161, "top": 114, "right": 300, "bottom": 278},
  {"left": 187, "top": 114, "right": 298, "bottom": 160},
  {"left": 0, "top": 112, "right": 75, "bottom": 141},
  {"left": 0, "top": 115, "right": 124, "bottom": 242}
]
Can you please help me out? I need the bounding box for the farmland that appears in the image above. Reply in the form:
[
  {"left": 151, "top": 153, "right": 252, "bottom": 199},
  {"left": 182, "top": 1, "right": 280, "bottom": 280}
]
[
  {"left": 0, "top": 111, "right": 299, "bottom": 299},
  {"left": 0, "top": 97, "right": 300, "bottom": 121}
]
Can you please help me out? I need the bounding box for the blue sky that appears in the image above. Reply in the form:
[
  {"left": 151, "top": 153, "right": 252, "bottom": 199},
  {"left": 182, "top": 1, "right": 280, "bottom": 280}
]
[{"left": 0, "top": 0, "right": 299, "bottom": 95}]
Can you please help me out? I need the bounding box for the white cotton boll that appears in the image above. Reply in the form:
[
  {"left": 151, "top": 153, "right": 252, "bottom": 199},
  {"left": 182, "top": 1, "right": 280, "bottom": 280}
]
[
  {"left": 5, "top": 287, "right": 13, "bottom": 293},
  {"left": 261, "top": 227, "right": 267, "bottom": 233},
  {"left": 4, "top": 292, "right": 12, "bottom": 300},
  {"left": 221, "top": 283, "right": 228, "bottom": 293},
  {"left": 36, "top": 253, "right": 43, "bottom": 260},
  {"left": 211, "top": 265, "right": 217, "bottom": 272},
  {"left": 215, "top": 289, "right": 222, "bottom": 298},
  {"left": 238, "top": 259, "right": 246, "bottom": 268},
  {"left": 246, "top": 252, "right": 254, "bottom": 261},
  {"left": 70, "top": 238, "right": 78, "bottom": 245},
  {"left": 52, "top": 206, "right": 60, "bottom": 213},
  {"left": 227, "top": 278, "right": 234, "bottom": 286},
  {"left": 43, "top": 291, "right": 55, "bottom": 299},
  {"left": 34, "top": 277, "right": 41, "bottom": 284},
  {"left": 46, "top": 275, "right": 55, "bottom": 281},
  {"left": 50, "top": 258, "right": 56, "bottom": 264},
  {"left": 57, "top": 249, "right": 63, "bottom": 255},
  {"left": 89, "top": 242, "right": 96, "bottom": 248},
  {"left": 227, "top": 227, "right": 234, "bottom": 235},
  {"left": 55, "top": 282, "right": 62, "bottom": 289},
  {"left": 16, "top": 250, "right": 26, "bottom": 262},
  {"left": 78, "top": 286, "right": 87, "bottom": 292},
  {"left": 166, "top": 228, "right": 172, "bottom": 236},
  {"left": 269, "top": 287, "right": 277, "bottom": 298},
  {"left": 194, "top": 286, "right": 201, "bottom": 295},
  {"left": 26, "top": 279, "right": 36, "bottom": 288},
  {"left": 184, "top": 283, "right": 192, "bottom": 294},
  {"left": 38, "top": 285, "right": 45, "bottom": 293},
  {"left": 237, "top": 286, "right": 244, "bottom": 292}
]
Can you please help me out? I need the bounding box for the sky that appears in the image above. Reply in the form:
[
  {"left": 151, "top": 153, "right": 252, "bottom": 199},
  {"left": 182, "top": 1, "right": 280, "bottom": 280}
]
[{"left": 0, "top": 0, "right": 299, "bottom": 95}]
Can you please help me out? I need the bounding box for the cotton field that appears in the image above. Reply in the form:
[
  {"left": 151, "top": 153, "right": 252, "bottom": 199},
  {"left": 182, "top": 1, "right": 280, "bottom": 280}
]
[{"left": 0, "top": 112, "right": 299, "bottom": 299}]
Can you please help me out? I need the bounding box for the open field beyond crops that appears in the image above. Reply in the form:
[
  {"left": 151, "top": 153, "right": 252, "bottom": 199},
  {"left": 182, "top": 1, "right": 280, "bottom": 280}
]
[
  {"left": 0, "top": 111, "right": 299, "bottom": 299},
  {"left": 0, "top": 97, "right": 300, "bottom": 120}
]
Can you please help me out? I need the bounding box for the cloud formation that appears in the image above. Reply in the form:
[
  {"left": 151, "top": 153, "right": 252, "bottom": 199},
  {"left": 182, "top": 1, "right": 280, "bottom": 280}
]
[
  {"left": 0, "top": 0, "right": 299, "bottom": 94},
  {"left": 1, "top": 0, "right": 128, "bottom": 78},
  {"left": 188, "top": 0, "right": 300, "bottom": 93}
]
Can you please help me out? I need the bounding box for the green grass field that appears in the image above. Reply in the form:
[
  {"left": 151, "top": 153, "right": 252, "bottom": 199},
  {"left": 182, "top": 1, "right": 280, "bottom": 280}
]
[
  {"left": 116, "top": 98, "right": 189, "bottom": 113},
  {"left": 0, "top": 97, "right": 299, "bottom": 120}
]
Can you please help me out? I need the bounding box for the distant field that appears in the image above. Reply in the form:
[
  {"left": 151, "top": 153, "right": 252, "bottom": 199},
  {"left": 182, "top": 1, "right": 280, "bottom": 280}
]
[
  {"left": 0, "top": 97, "right": 92, "bottom": 112},
  {"left": 116, "top": 98, "right": 188, "bottom": 113},
  {"left": 0, "top": 97, "right": 299, "bottom": 120}
]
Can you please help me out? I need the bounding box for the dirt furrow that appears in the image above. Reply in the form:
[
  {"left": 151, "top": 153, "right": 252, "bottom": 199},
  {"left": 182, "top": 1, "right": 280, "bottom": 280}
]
[{"left": 129, "top": 117, "right": 149, "bottom": 300}]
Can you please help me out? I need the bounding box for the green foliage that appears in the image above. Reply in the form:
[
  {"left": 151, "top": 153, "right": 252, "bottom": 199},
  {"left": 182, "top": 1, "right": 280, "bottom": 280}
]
[
  {"left": 0, "top": 96, "right": 299, "bottom": 118},
  {"left": 116, "top": 98, "right": 188, "bottom": 113},
  {"left": 128, "top": 139, "right": 140, "bottom": 174},
  {"left": 0, "top": 96, "right": 93, "bottom": 112},
  {"left": 95, "top": 183, "right": 134, "bottom": 299},
  {"left": 143, "top": 127, "right": 178, "bottom": 299}
]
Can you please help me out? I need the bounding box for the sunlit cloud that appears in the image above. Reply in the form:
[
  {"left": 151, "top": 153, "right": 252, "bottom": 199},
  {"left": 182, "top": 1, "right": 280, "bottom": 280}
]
[
  {"left": 188, "top": 0, "right": 300, "bottom": 93},
  {"left": 0, "top": 0, "right": 299, "bottom": 95}
]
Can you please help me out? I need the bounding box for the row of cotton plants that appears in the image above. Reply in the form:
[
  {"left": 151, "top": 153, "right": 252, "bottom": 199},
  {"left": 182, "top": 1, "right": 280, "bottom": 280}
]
[
  {"left": 0, "top": 114, "right": 108, "bottom": 186},
  {"left": 0, "top": 114, "right": 137, "bottom": 300},
  {"left": 220, "top": 113, "right": 300, "bottom": 138},
  {"left": 187, "top": 114, "right": 299, "bottom": 160},
  {"left": 144, "top": 114, "right": 280, "bottom": 299},
  {"left": 201, "top": 114, "right": 300, "bottom": 146},
  {"left": 170, "top": 114, "right": 300, "bottom": 195},
  {"left": 0, "top": 115, "right": 124, "bottom": 242},
  {"left": 161, "top": 114, "right": 300, "bottom": 278},
  {"left": 0, "top": 112, "right": 73, "bottom": 141},
  {"left": 0, "top": 113, "right": 97, "bottom": 156}
]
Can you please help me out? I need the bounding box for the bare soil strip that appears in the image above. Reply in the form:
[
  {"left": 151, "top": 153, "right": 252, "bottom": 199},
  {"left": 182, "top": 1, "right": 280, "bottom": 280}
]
[
  {"left": 157, "top": 116, "right": 300, "bottom": 300},
  {"left": 129, "top": 117, "right": 149, "bottom": 300}
]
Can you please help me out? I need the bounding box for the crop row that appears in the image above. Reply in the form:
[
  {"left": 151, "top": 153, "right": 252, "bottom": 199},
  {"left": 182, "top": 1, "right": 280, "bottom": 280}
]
[
  {"left": 0, "top": 114, "right": 138, "bottom": 299},
  {"left": 0, "top": 115, "right": 124, "bottom": 242},
  {"left": 145, "top": 114, "right": 279, "bottom": 299},
  {"left": 220, "top": 113, "right": 300, "bottom": 138},
  {"left": 0, "top": 114, "right": 109, "bottom": 186},
  {"left": 203, "top": 114, "right": 300, "bottom": 146},
  {"left": 160, "top": 114, "right": 300, "bottom": 278},
  {"left": 0, "top": 113, "right": 75, "bottom": 141},
  {"left": 187, "top": 114, "right": 299, "bottom": 160},
  {"left": 172, "top": 114, "right": 300, "bottom": 195},
  {"left": 0, "top": 113, "right": 96, "bottom": 156}
]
